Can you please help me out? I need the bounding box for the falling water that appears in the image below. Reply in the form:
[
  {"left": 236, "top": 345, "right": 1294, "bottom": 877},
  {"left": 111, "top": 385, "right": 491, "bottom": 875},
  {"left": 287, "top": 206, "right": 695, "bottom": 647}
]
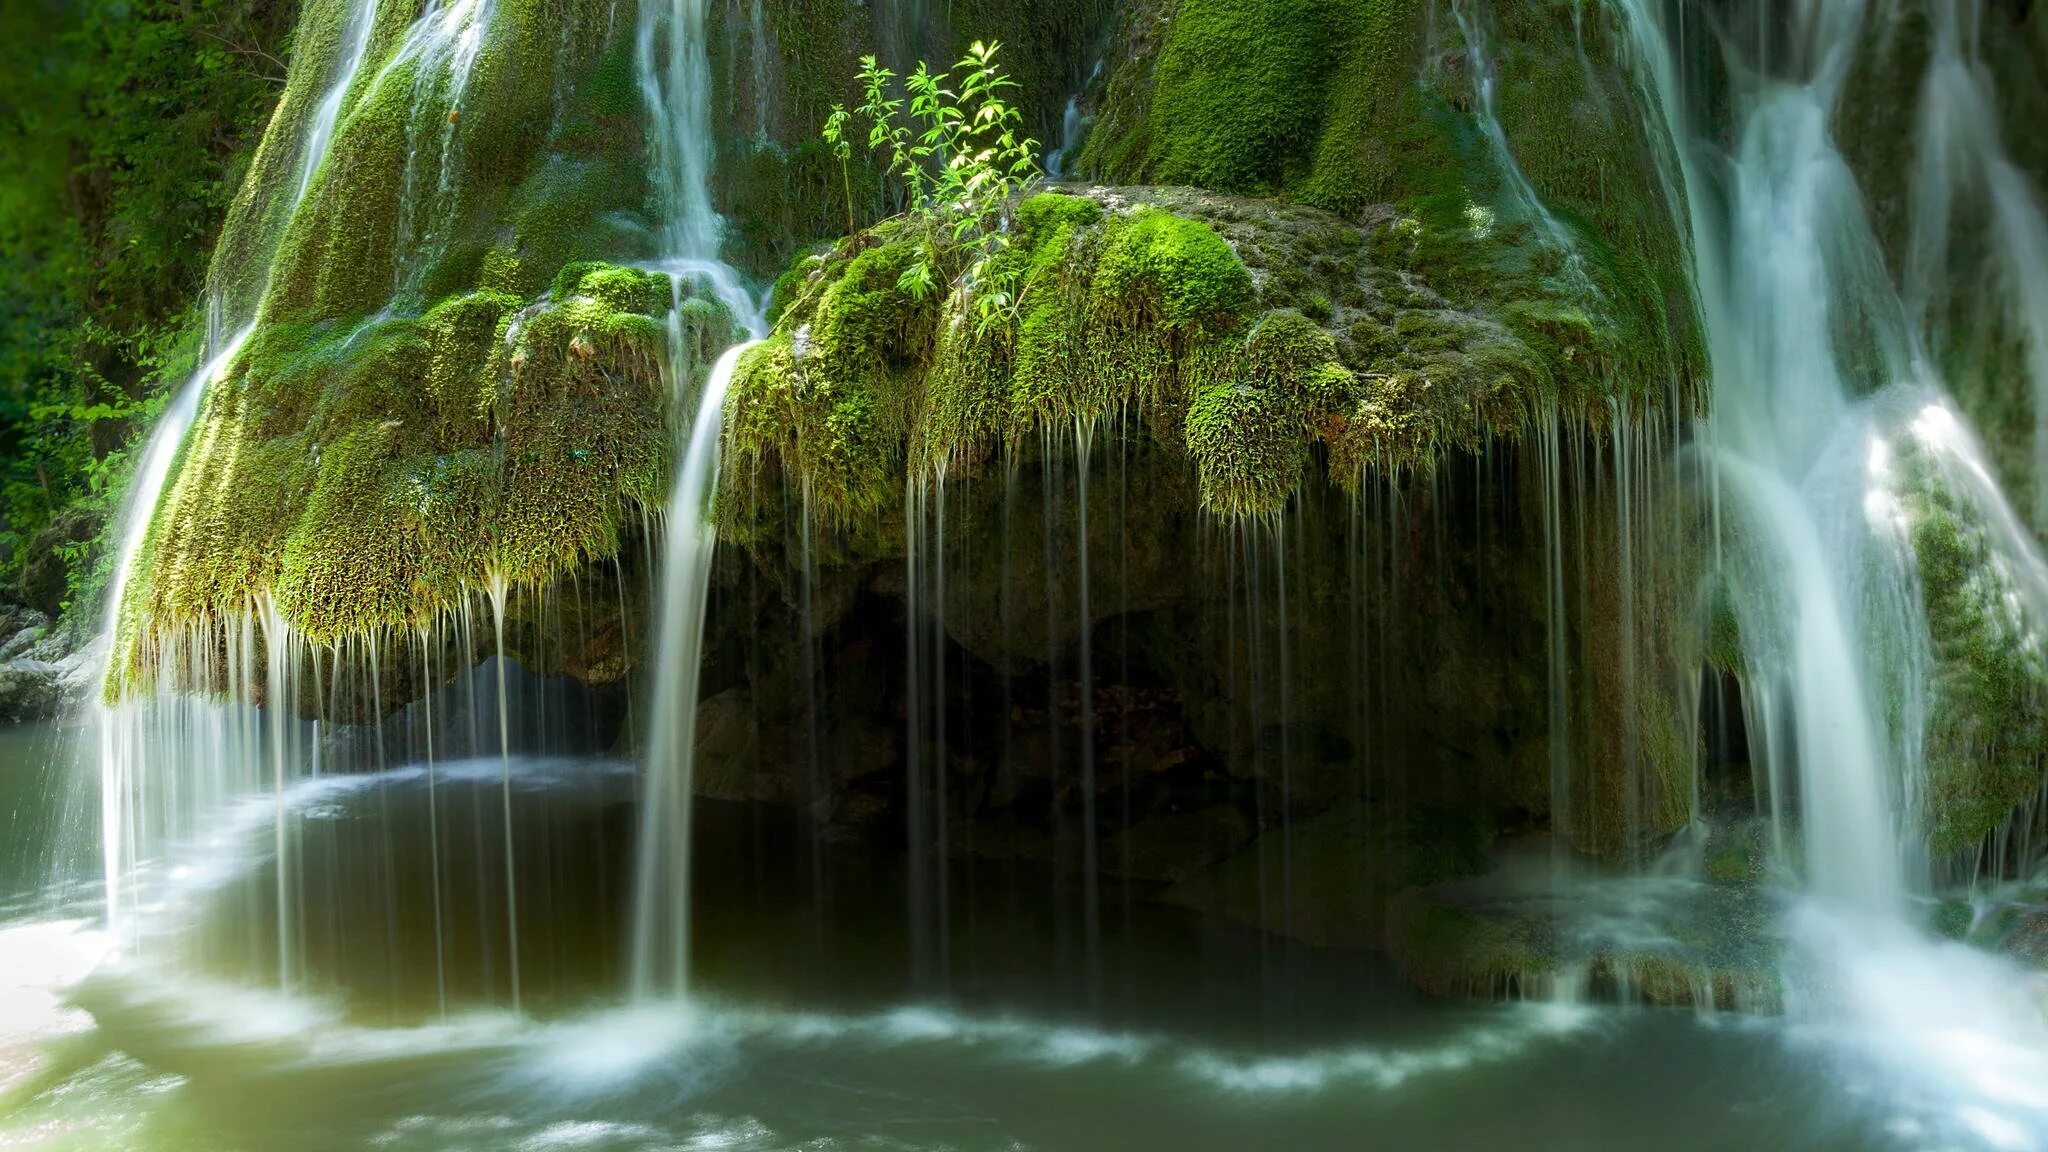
[
  {"left": 630, "top": 339, "right": 757, "bottom": 998},
  {"left": 1615, "top": 0, "right": 1916, "bottom": 914},
  {"left": 388, "top": 0, "right": 498, "bottom": 307},
  {"left": 485, "top": 574, "right": 520, "bottom": 1010},
  {"left": 95, "top": 325, "right": 252, "bottom": 937},
  {"left": 91, "top": 0, "right": 496, "bottom": 972},
  {"left": 1044, "top": 97, "right": 1085, "bottom": 181},
  {"left": 1905, "top": 4, "right": 2048, "bottom": 527},
  {"left": 1075, "top": 418, "right": 1101, "bottom": 1003},
  {"left": 1614, "top": 0, "right": 2048, "bottom": 1140},
  {"left": 625, "top": 0, "right": 766, "bottom": 1000},
  {"left": 291, "top": 0, "right": 381, "bottom": 206},
  {"left": 1448, "top": 0, "right": 1581, "bottom": 265},
  {"left": 636, "top": 0, "right": 721, "bottom": 267}
]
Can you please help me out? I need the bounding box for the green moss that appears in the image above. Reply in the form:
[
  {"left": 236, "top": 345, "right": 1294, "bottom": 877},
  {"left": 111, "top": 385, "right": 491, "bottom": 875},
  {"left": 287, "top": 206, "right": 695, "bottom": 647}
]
[
  {"left": 728, "top": 197, "right": 1349, "bottom": 526},
  {"left": 1902, "top": 450, "right": 2048, "bottom": 856},
  {"left": 725, "top": 187, "right": 1654, "bottom": 531},
  {"left": 1133, "top": 0, "right": 1339, "bottom": 192},
  {"left": 1296, "top": 0, "right": 1425, "bottom": 215},
  {"left": 721, "top": 234, "right": 932, "bottom": 532},
  {"left": 112, "top": 265, "right": 735, "bottom": 690},
  {"left": 1086, "top": 0, "right": 1702, "bottom": 412},
  {"left": 1184, "top": 310, "right": 1356, "bottom": 517},
  {"left": 1092, "top": 206, "right": 1253, "bottom": 330}
]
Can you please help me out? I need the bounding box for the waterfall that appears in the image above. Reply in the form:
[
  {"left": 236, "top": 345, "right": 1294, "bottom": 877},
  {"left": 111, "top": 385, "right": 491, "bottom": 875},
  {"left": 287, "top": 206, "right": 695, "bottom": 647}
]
[
  {"left": 1614, "top": 0, "right": 2048, "bottom": 1138},
  {"left": 1043, "top": 97, "right": 1084, "bottom": 181},
  {"left": 636, "top": 0, "right": 721, "bottom": 269},
  {"left": 388, "top": 0, "right": 499, "bottom": 308},
  {"left": 1905, "top": 4, "right": 2048, "bottom": 529},
  {"left": 1614, "top": 0, "right": 1921, "bottom": 913},
  {"left": 626, "top": 0, "right": 763, "bottom": 1000},
  {"left": 1448, "top": 0, "right": 1582, "bottom": 271},
  {"left": 629, "top": 339, "right": 756, "bottom": 998},
  {"left": 95, "top": 324, "right": 251, "bottom": 938},
  {"left": 291, "top": 0, "right": 381, "bottom": 207},
  {"left": 92, "top": 0, "right": 431, "bottom": 947}
]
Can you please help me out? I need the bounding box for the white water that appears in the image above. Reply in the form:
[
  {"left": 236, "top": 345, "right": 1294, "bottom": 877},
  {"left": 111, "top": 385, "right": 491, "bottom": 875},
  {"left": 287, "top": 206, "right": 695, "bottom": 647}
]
[
  {"left": 625, "top": 0, "right": 767, "bottom": 1000},
  {"left": 1905, "top": 3, "right": 2048, "bottom": 529},
  {"left": 1614, "top": 0, "right": 2048, "bottom": 1144},
  {"left": 291, "top": 0, "right": 381, "bottom": 206},
  {"left": 636, "top": 0, "right": 722, "bottom": 266},
  {"left": 387, "top": 0, "right": 499, "bottom": 306},
  {"left": 1448, "top": 0, "right": 1580, "bottom": 266},
  {"left": 95, "top": 325, "right": 251, "bottom": 937},
  {"left": 630, "top": 338, "right": 756, "bottom": 999},
  {"left": 1044, "top": 96, "right": 1084, "bottom": 181},
  {"left": 92, "top": 0, "right": 451, "bottom": 956}
]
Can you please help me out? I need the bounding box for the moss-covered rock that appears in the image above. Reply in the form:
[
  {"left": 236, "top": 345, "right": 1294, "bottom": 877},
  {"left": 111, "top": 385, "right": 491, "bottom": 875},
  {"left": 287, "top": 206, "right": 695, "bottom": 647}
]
[
  {"left": 113, "top": 0, "right": 749, "bottom": 698},
  {"left": 1386, "top": 852, "right": 1783, "bottom": 1011},
  {"left": 1082, "top": 0, "right": 1702, "bottom": 405},
  {"left": 723, "top": 185, "right": 1667, "bottom": 530},
  {"left": 113, "top": 267, "right": 740, "bottom": 695},
  {"left": 1893, "top": 427, "right": 2048, "bottom": 856}
]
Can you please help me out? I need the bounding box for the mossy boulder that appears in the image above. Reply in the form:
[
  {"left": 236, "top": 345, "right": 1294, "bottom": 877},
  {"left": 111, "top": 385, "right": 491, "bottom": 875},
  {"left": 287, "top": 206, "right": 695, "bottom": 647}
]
[
  {"left": 722, "top": 186, "right": 1664, "bottom": 531},
  {"left": 715, "top": 177, "right": 1704, "bottom": 861},
  {"left": 113, "top": 266, "right": 741, "bottom": 697},
  {"left": 115, "top": 0, "right": 747, "bottom": 699},
  {"left": 1082, "top": 0, "right": 1702, "bottom": 402},
  {"left": 1891, "top": 424, "right": 2048, "bottom": 856}
]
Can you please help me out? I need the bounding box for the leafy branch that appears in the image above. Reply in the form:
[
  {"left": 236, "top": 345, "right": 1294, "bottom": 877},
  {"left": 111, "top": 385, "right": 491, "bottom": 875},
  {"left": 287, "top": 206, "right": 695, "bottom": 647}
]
[{"left": 822, "top": 40, "right": 1042, "bottom": 332}]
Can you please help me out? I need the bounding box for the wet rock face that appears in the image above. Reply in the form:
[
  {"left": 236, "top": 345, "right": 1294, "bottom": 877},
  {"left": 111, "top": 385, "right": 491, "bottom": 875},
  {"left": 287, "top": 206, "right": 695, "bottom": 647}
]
[{"left": 694, "top": 423, "right": 1705, "bottom": 949}]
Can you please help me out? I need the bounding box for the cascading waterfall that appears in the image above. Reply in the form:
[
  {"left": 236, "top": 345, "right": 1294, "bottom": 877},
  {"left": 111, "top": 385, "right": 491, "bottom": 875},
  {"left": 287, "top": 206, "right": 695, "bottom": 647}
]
[
  {"left": 636, "top": 0, "right": 721, "bottom": 273},
  {"left": 1906, "top": 4, "right": 2048, "bottom": 528},
  {"left": 388, "top": 0, "right": 498, "bottom": 308},
  {"left": 1614, "top": 0, "right": 2048, "bottom": 1139},
  {"left": 293, "top": 0, "right": 381, "bottom": 205},
  {"left": 1614, "top": 0, "right": 1922, "bottom": 911},
  {"left": 89, "top": 0, "right": 532, "bottom": 996},
  {"left": 1449, "top": 0, "right": 1583, "bottom": 273},
  {"left": 626, "top": 0, "right": 764, "bottom": 1000},
  {"left": 95, "top": 326, "right": 252, "bottom": 940},
  {"left": 25, "top": 0, "right": 2048, "bottom": 1143},
  {"left": 92, "top": 0, "right": 398, "bottom": 949}
]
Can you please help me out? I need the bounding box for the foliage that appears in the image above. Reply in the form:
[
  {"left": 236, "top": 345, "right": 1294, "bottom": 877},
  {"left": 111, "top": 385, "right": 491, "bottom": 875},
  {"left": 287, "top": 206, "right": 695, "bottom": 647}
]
[
  {"left": 0, "top": 0, "right": 296, "bottom": 614},
  {"left": 822, "top": 40, "right": 1042, "bottom": 333}
]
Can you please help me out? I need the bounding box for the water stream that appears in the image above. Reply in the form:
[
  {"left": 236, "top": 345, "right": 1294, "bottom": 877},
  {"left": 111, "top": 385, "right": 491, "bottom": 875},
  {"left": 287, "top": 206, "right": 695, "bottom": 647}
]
[
  {"left": 1613, "top": 0, "right": 2048, "bottom": 1143},
  {"left": 626, "top": 0, "right": 764, "bottom": 999}
]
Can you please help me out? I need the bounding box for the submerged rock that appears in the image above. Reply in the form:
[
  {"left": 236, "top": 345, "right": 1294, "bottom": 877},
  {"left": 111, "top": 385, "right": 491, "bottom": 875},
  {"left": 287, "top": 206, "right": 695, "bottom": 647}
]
[{"left": 1384, "top": 835, "right": 1784, "bottom": 1012}]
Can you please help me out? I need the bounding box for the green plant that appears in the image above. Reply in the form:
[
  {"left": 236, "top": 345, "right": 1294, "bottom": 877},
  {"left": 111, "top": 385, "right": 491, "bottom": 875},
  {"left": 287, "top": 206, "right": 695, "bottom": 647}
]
[{"left": 823, "top": 40, "right": 1041, "bottom": 332}]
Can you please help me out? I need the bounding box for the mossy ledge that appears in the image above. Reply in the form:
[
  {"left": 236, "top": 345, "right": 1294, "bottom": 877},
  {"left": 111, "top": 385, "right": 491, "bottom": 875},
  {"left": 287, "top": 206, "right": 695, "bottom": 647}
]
[
  {"left": 109, "top": 264, "right": 741, "bottom": 698},
  {"left": 1895, "top": 432, "right": 2048, "bottom": 859},
  {"left": 720, "top": 186, "right": 1701, "bottom": 537}
]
